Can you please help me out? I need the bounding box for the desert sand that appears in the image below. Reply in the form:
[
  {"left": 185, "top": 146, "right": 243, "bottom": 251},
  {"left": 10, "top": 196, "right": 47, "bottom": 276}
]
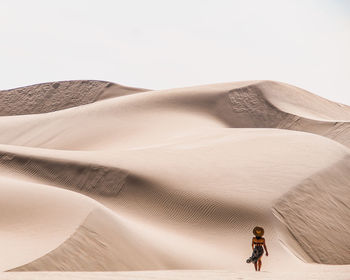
[{"left": 0, "top": 80, "right": 349, "bottom": 279}]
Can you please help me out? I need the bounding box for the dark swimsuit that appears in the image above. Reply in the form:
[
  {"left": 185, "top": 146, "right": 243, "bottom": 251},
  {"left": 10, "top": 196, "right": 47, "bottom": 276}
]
[{"left": 246, "top": 239, "right": 264, "bottom": 264}]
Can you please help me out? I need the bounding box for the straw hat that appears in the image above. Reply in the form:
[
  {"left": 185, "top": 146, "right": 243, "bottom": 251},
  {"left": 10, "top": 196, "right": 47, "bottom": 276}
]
[{"left": 253, "top": 226, "right": 264, "bottom": 237}]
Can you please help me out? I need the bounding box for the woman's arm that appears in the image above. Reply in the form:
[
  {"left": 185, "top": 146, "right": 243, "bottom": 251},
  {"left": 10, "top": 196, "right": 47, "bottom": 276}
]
[
  {"left": 252, "top": 238, "right": 254, "bottom": 250},
  {"left": 263, "top": 239, "right": 268, "bottom": 256}
]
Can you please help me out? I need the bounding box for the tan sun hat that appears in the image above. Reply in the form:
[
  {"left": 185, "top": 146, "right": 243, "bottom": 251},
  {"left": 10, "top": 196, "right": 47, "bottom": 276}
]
[{"left": 253, "top": 226, "right": 264, "bottom": 237}]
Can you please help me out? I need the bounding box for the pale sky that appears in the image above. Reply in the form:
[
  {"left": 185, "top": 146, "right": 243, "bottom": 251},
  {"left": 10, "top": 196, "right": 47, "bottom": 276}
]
[{"left": 1, "top": 0, "right": 349, "bottom": 104}]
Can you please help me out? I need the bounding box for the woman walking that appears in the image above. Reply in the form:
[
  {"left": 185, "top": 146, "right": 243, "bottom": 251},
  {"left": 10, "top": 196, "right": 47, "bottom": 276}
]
[{"left": 246, "top": 226, "right": 268, "bottom": 271}]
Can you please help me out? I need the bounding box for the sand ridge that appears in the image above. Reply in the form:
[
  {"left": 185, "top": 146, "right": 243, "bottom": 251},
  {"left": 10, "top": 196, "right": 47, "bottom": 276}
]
[
  {"left": 0, "top": 81, "right": 350, "bottom": 150},
  {"left": 0, "top": 80, "right": 349, "bottom": 278},
  {"left": 0, "top": 80, "right": 148, "bottom": 116}
]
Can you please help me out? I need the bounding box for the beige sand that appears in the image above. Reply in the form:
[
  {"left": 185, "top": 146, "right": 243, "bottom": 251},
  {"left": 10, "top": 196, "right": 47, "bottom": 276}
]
[
  {"left": 2, "top": 269, "right": 350, "bottom": 280},
  {"left": 0, "top": 80, "right": 148, "bottom": 116},
  {"left": 0, "top": 80, "right": 349, "bottom": 279}
]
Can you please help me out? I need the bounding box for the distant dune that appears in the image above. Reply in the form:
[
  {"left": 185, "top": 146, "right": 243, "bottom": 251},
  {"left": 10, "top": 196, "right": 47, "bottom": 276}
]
[
  {"left": 0, "top": 80, "right": 349, "bottom": 279},
  {"left": 0, "top": 80, "right": 148, "bottom": 116}
]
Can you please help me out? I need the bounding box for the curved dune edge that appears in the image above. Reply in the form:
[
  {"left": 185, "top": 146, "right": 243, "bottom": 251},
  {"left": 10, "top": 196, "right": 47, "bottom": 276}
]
[
  {"left": 0, "top": 149, "right": 128, "bottom": 196},
  {"left": 1, "top": 80, "right": 350, "bottom": 273},
  {"left": 0, "top": 80, "right": 350, "bottom": 150},
  {"left": 272, "top": 156, "right": 350, "bottom": 265},
  {"left": 0, "top": 176, "right": 99, "bottom": 271},
  {"left": 255, "top": 81, "right": 350, "bottom": 121},
  {"left": 0, "top": 80, "right": 149, "bottom": 116},
  {"left": 1, "top": 129, "right": 349, "bottom": 271},
  {"left": 9, "top": 208, "right": 170, "bottom": 271},
  {"left": 226, "top": 81, "right": 350, "bottom": 147}
]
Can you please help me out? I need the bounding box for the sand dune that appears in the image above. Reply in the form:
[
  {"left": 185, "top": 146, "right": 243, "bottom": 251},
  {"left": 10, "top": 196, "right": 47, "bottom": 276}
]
[
  {"left": 1, "top": 80, "right": 349, "bottom": 278},
  {"left": 0, "top": 80, "right": 148, "bottom": 116},
  {"left": 1, "top": 129, "right": 349, "bottom": 271},
  {"left": 0, "top": 177, "right": 98, "bottom": 271},
  {"left": 273, "top": 156, "right": 350, "bottom": 264},
  {"left": 0, "top": 81, "right": 350, "bottom": 150}
]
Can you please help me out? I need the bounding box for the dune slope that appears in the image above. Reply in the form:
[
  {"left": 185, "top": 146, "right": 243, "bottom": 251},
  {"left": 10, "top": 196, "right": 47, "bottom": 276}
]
[
  {"left": 0, "top": 80, "right": 148, "bottom": 116},
  {"left": 0, "top": 80, "right": 349, "bottom": 276},
  {"left": 0, "top": 129, "right": 349, "bottom": 272},
  {"left": 0, "top": 177, "right": 98, "bottom": 271},
  {"left": 0, "top": 81, "right": 349, "bottom": 150}
]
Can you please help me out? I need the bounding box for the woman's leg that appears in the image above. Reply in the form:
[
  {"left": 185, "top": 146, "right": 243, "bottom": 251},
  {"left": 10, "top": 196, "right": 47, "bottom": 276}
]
[
  {"left": 257, "top": 258, "right": 262, "bottom": 271},
  {"left": 254, "top": 262, "right": 257, "bottom": 271}
]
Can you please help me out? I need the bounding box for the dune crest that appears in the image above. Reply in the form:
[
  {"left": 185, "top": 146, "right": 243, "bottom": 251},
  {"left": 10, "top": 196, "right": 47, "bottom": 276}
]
[
  {"left": 0, "top": 80, "right": 148, "bottom": 116},
  {"left": 0, "top": 80, "right": 349, "bottom": 276},
  {"left": 0, "top": 81, "right": 350, "bottom": 150}
]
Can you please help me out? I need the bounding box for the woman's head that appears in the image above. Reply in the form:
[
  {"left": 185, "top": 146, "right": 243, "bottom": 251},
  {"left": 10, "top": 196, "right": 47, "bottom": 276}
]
[{"left": 253, "top": 226, "right": 264, "bottom": 237}]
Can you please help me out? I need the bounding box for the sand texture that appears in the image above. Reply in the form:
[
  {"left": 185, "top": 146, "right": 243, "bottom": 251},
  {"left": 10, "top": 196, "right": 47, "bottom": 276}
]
[
  {"left": 0, "top": 80, "right": 148, "bottom": 116},
  {"left": 0, "top": 80, "right": 349, "bottom": 279}
]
